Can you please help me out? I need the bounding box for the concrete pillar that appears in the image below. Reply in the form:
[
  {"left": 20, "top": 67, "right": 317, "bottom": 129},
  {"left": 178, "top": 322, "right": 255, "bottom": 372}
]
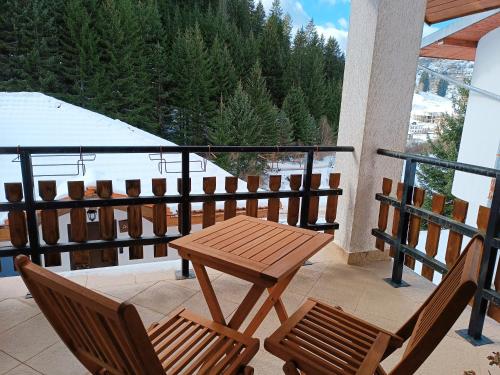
[
  {"left": 335, "top": 0, "right": 427, "bottom": 263},
  {"left": 452, "top": 27, "right": 500, "bottom": 225}
]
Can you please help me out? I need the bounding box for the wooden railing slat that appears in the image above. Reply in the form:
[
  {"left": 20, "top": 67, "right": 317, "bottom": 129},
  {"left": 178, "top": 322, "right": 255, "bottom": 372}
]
[
  {"left": 421, "top": 194, "right": 446, "bottom": 281},
  {"left": 246, "top": 176, "right": 259, "bottom": 217},
  {"left": 96, "top": 180, "right": 117, "bottom": 264},
  {"left": 68, "top": 181, "right": 89, "bottom": 268},
  {"left": 325, "top": 173, "right": 341, "bottom": 236},
  {"left": 405, "top": 187, "right": 425, "bottom": 270},
  {"left": 444, "top": 199, "right": 468, "bottom": 268},
  {"left": 308, "top": 174, "right": 321, "bottom": 225},
  {"left": 5, "top": 183, "right": 28, "bottom": 249},
  {"left": 126, "top": 180, "right": 143, "bottom": 260},
  {"left": 39, "top": 180, "right": 61, "bottom": 266},
  {"left": 287, "top": 174, "right": 302, "bottom": 227},
  {"left": 375, "top": 178, "right": 392, "bottom": 251},
  {"left": 267, "top": 175, "right": 281, "bottom": 222},
  {"left": 390, "top": 182, "right": 404, "bottom": 258},
  {"left": 224, "top": 177, "right": 238, "bottom": 220},
  {"left": 152, "top": 178, "right": 167, "bottom": 257},
  {"left": 202, "top": 177, "right": 216, "bottom": 228}
]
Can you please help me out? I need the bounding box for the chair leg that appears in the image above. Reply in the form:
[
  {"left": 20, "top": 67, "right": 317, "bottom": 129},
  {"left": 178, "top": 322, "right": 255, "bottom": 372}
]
[
  {"left": 283, "top": 361, "right": 300, "bottom": 375},
  {"left": 238, "top": 365, "right": 254, "bottom": 375}
]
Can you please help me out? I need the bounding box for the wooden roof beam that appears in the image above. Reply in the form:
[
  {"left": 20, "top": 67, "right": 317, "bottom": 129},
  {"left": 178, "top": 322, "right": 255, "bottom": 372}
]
[{"left": 437, "top": 37, "right": 478, "bottom": 48}]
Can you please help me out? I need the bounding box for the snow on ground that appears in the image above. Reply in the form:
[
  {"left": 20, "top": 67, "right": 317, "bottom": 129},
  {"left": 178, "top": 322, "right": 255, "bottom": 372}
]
[
  {"left": 0, "top": 92, "right": 245, "bottom": 222},
  {"left": 412, "top": 91, "right": 454, "bottom": 117}
]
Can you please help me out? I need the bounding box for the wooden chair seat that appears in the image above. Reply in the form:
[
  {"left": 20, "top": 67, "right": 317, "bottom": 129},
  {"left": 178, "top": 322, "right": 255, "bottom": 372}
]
[
  {"left": 265, "top": 298, "right": 403, "bottom": 375},
  {"left": 265, "top": 235, "right": 484, "bottom": 375},
  {"left": 15, "top": 255, "right": 258, "bottom": 375},
  {"left": 148, "top": 308, "right": 259, "bottom": 374}
]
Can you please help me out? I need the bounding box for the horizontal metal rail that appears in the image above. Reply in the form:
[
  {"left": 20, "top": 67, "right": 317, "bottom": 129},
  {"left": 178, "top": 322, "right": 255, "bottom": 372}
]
[
  {"left": 0, "top": 145, "right": 355, "bottom": 155},
  {"left": 375, "top": 193, "right": 481, "bottom": 237},
  {"left": 0, "top": 235, "right": 182, "bottom": 257},
  {"left": 377, "top": 149, "right": 498, "bottom": 177},
  {"left": 483, "top": 288, "right": 500, "bottom": 306},
  {"left": 371, "top": 229, "right": 448, "bottom": 274},
  {"left": 0, "top": 189, "right": 343, "bottom": 212}
]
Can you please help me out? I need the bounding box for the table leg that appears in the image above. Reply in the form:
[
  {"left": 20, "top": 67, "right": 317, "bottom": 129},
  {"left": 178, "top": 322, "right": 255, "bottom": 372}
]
[
  {"left": 228, "top": 284, "right": 266, "bottom": 330},
  {"left": 192, "top": 261, "right": 226, "bottom": 325},
  {"left": 243, "top": 269, "right": 298, "bottom": 336}
]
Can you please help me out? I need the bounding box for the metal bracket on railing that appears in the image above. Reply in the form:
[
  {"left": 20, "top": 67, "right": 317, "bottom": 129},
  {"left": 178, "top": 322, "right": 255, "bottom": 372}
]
[{"left": 148, "top": 146, "right": 215, "bottom": 174}]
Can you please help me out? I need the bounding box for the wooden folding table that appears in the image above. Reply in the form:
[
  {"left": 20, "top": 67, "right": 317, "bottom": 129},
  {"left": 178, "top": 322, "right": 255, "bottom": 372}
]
[{"left": 169, "top": 215, "right": 333, "bottom": 336}]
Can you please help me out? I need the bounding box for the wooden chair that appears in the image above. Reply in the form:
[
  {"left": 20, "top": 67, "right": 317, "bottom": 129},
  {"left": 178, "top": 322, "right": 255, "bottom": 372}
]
[
  {"left": 15, "top": 255, "right": 258, "bottom": 375},
  {"left": 264, "top": 235, "right": 484, "bottom": 375}
]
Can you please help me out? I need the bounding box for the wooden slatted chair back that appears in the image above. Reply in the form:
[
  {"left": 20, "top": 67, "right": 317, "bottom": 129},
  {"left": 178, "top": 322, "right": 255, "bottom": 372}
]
[
  {"left": 15, "top": 255, "right": 164, "bottom": 375},
  {"left": 390, "top": 235, "right": 483, "bottom": 375}
]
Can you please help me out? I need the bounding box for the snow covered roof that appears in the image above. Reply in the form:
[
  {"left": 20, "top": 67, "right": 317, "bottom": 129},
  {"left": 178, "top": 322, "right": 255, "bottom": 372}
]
[
  {"left": 0, "top": 92, "right": 240, "bottom": 221},
  {"left": 411, "top": 91, "right": 453, "bottom": 116}
]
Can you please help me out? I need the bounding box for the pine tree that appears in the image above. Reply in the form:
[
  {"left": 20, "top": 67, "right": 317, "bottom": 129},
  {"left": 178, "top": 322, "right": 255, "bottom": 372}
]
[
  {"left": 245, "top": 61, "right": 279, "bottom": 144},
  {"left": 167, "top": 25, "right": 215, "bottom": 145},
  {"left": 282, "top": 87, "right": 318, "bottom": 145},
  {"left": 59, "top": 0, "right": 100, "bottom": 108},
  {"left": 0, "top": 0, "right": 62, "bottom": 93},
  {"left": 419, "top": 71, "right": 430, "bottom": 92},
  {"left": 259, "top": 0, "right": 290, "bottom": 105},
  {"left": 251, "top": 1, "right": 266, "bottom": 36},
  {"left": 210, "top": 36, "right": 237, "bottom": 103},
  {"left": 275, "top": 109, "right": 293, "bottom": 146},
  {"left": 323, "top": 79, "right": 343, "bottom": 137},
  {"left": 437, "top": 78, "right": 449, "bottom": 97},
  {"left": 210, "top": 83, "right": 265, "bottom": 176},
  {"left": 417, "top": 85, "right": 469, "bottom": 215},
  {"left": 94, "top": 0, "right": 153, "bottom": 131},
  {"left": 324, "top": 37, "right": 344, "bottom": 82}
]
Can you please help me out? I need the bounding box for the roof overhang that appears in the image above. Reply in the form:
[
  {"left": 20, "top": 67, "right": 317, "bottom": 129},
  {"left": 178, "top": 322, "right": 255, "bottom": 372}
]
[
  {"left": 426, "top": 0, "right": 500, "bottom": 24},
  {"left": 420, "top": 9, "right": 500, "bottom": 60}
]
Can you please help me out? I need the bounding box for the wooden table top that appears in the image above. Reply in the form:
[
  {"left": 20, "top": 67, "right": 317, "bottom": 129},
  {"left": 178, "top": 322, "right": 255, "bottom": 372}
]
[{"left": 170, "top": 216, "right": 333, "bottom": 286}]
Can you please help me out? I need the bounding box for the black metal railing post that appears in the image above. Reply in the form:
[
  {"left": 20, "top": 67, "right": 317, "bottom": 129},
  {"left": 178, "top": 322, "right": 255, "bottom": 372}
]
[
  {"left": 177, "top": 150, "right": 194, "bottom": 279},
  {"left": 387, "top": 158, "right": 416, "bottom": 287},
  {"left": 299, "top": 150, "right": 315, "bottom": 229},
  {"left": 19, "top": 151, "right": 41, "bottom": 265},
  {"left": 467, "top": 173, "right": 500, "bottom": 341}
]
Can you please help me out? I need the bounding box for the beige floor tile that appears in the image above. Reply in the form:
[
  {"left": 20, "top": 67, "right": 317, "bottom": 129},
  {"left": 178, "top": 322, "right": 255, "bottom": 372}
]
[
  {"left": 0, "top": 351, "right": 21, "bottom": 375},
  {"left": 85, "top": 272, "right": 136, "bottom": 289},
  {"left": 26, "top": 342, "right": 87, "bottom": 375},
  {"left": 0, "top": 315, "right": 59, "bottom": 362},
  {"left": 129, "top": 280, "right": 196, "bottom": 315},
  {"left": 0, "top": 277, "right": 28, "bottom": 300},
  {"left": 134, "top": 305, "right": 166, "bottom": 327},
  {"left": 3, "top": 364, "right": 41, "bottom": 375},
  {"left": 0, "top": 299, "right": 39, "bottom": 334},
  {"left": 212, "top": 274, "right": 253, "bottom": 304},
  {"left": 93, "top": 281, "right": 156, "bottom": 301},
  {"left": 286, "top": 266, "right": 322, "bottom": 296},
  {"left": 181, "top": 291, "right": 239, "bottom": 320}
]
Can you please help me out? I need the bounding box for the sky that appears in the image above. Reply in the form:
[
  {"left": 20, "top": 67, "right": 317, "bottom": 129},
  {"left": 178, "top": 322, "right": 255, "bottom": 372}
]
[{"left": 260, "top": 0, "right": 443, "bottom": 52}]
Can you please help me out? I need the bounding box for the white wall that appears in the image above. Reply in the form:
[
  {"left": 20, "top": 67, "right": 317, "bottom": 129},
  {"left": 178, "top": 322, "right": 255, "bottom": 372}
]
[{"left": 452, "top": 27, "right": 500, "bottom": 226}]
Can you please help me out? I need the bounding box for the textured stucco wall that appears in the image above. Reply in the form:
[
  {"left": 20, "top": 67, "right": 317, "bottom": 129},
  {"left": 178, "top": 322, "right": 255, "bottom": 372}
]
[
  {"left": 335, "top": 0, "right": 426, "bottom": 257},
  {"left": 452, "top": 27, "right": 500, "bottom": 225}
]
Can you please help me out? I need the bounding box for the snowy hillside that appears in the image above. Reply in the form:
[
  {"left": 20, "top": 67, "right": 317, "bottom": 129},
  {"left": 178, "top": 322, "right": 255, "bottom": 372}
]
[{"left": 412, "top": 91, "right": 454, "bottom": 116}]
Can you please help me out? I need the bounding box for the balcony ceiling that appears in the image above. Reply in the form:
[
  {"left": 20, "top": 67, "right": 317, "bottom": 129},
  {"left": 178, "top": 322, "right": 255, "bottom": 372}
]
[
  {"left": 426, "top": 0, "right": 500, "bottom": 24},
  {"left": 420, "top": 10, "right": 500, "bottom": 60}
]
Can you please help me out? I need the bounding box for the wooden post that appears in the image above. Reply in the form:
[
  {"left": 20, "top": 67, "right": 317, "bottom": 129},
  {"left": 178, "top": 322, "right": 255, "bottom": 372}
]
[
  {"left": 152, "top": 178, "right": 168, "bottom": 257},
  {"left": 390, "top": 182, "right": 404, "bottom": 257},
  {"left": 405, "top": 187, "right": 425, "bottom": 269},
  {"left": 96, "top": 180, "right": 117, "bottom": 264},
  {"left": 177, "top": 178, "right": 191, "bottom": 234},
  {"left": 246, "top": 176, "right": 259, "bottom": 217},
  {"left": 444, "top": 199, "right": 469, "bottom": 268},
  {"left": 308, "top": 174, "right": 321, "bottom": 225},
  {"left": 287, "top": 175, "right": 302, "bottom": 227},
  {"left": 68, "top": 181, "right": 89, "bottom": 268},
  {"left": 375, "top": 178, "right": 392, "bottom": 250},
  {"left": 126, "top": 180, "right": 143, "bottom": 260},
  {"left": 38, "top": 181, "right": 60, "bottom": 266},
  {"left": 4, "top": 183, "right": 27, "bottom": 248},
  {"left": 203, "top": 177, "right": 216, "bottom": 228},
  {"left": 421, "top": 194, "right": 445, "bottom": 281},
  {"left": 325, "top": 173, "right": 341, "bottom": 236},
  {"left": 224, "top": 177, "right": 238, "bottom": 220},
  {"left": 267, "top": 175, "right": 281, "bottom": 222}
]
